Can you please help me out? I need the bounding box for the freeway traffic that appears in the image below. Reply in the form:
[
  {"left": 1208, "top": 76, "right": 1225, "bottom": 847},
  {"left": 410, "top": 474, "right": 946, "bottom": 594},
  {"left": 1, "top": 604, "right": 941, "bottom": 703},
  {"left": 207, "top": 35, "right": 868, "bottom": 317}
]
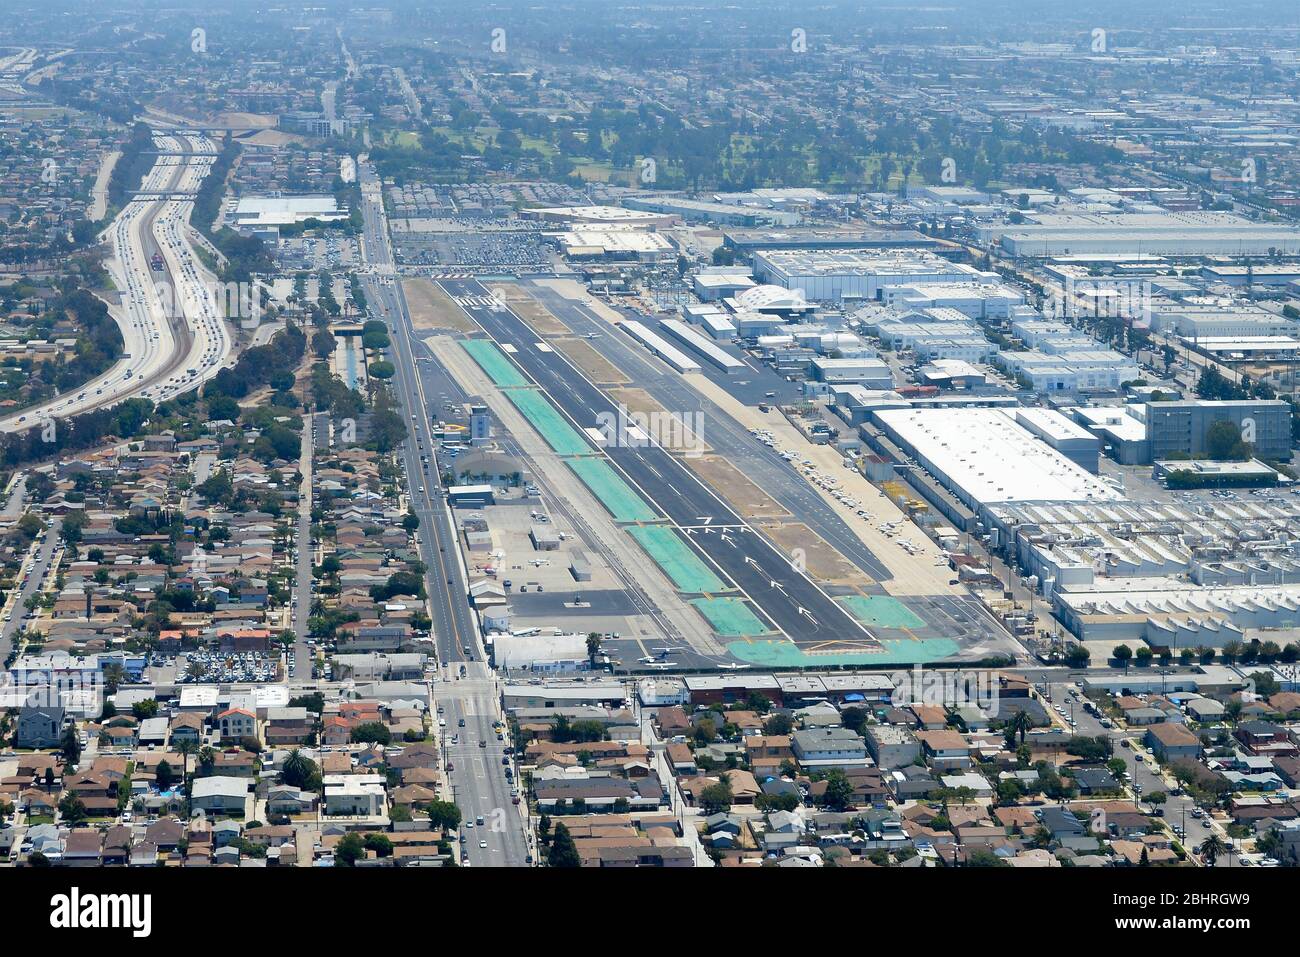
[{"left": 0, "top": 131, "right": 234, "bottom": 433}]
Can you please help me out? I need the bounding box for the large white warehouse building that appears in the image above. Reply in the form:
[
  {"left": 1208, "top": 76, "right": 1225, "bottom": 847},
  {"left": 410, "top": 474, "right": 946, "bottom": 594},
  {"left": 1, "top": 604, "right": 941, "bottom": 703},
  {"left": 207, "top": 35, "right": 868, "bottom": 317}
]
[
  {"left": 985, "top": 211, "right": 1300, "bottom": 258},
  {"left": 873, "top": 407, "right": 1124, "bottom": 515},
  {"left": 753, "top": 249, "right": 986, "bottom": 301}
]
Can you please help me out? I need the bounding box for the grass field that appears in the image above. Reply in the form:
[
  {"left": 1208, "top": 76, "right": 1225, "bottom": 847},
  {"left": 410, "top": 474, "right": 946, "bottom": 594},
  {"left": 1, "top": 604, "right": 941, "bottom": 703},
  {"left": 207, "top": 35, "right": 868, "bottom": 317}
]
[{"left": 403, "top": 279, "right": 477, "bottom": 333}]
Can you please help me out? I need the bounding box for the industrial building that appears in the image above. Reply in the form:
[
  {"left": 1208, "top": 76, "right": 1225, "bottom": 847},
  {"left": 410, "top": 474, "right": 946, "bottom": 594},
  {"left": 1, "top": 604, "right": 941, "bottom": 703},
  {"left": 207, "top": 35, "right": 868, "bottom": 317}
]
[
  {"left": 722, "top": 226, "right": 937, "bottom": 255},
  {"left": 1069, "top": 405, "right": 1152, "bottom": 464},
  {"left": 1152, "top": 458, "right": 1280, "bottom": 488},
  {"left": 1149, "top": 301, "right": 1300, "bottom": 340},
  {"left": 521, "top": 205, "right": 676, "bottom": 228},
  {"left": 550, "top": 229, "right": 674, "bottom": 262},
  {"left": 1055, "top": 579, "right": 1300, "bottom": 649},
  {"left": 727, "top": 284, "right": 814, "bottom": 316},
  {"left": 753, "top": 249, "right": 985, "bottom": 302},
  {"left": 623, "top": 195, "right": 799, "bottom": 226},
  {"left": 811, "top": 356, "right": 893, "bottom": 388},
  {"left": 988, "top": 487, "right": 1300, "bottom": 639},
  {"left": 881, "top": 281, "right": 1026, "bottom": 319},
  {"left": 867, "top": 318, "right": 997, "bottom": 363},
  {"left": 1145, "top": 399, "right": 1292, "bottom": 463},
  {"left": 692, "top": 268, "right": 757, "bottom": 301},
  {"left": 228, "top": 195, "right": 347, "bottom": 235},
  {"left": 831, "top": 386, "right": 911, "bottom": 424},
  {"left": 658, "top": 318, "right": 746, "bottom": 373},
  {"left": 871, "top": 407, "right": 1124, "bottom": 522},
  {"left": 917, "top": 359, "right": 988, "bottom": 390},
  {"left": 986, "top": 211, "right": 1300, "bottom": 257},
  {"left": 1010, "top": 407, "right": 1102, "bottom": 472},
  {"left": 620, "top": 321, "right": 702, "bottom": 373},
  {"left": 996, "top": 349, "right": 1142, "bottom": 393},
  {"left": 1199, "top": 265, "right": 1300, "bottom": 288}
]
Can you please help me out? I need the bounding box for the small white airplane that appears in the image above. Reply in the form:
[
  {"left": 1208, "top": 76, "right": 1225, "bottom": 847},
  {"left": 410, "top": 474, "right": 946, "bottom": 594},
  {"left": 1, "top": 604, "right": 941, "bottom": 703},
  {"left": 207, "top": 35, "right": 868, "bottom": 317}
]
[{"left": 718, "top": 662, "right": 751, "bottom": 670}]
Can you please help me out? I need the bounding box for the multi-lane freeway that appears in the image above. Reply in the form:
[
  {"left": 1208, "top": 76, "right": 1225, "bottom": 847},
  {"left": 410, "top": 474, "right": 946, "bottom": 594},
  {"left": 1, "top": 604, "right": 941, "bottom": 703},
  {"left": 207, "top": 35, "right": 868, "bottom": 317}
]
[
  {"left": 357, "top": 159, "right": 531, "bottom": 867},
  {"left": 0, "top": 131, "right": 234, "bottom": 433}
]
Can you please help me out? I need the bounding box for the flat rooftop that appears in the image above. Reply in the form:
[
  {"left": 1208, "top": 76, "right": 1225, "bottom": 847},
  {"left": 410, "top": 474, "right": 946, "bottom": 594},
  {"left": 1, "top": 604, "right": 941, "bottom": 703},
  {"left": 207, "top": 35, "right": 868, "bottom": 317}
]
[
  {"left": 231, "top": 194, "right": 345, "bottom": 227},
  {"left": 875, "top": 407, "right": 1126, "bottom": 507}
]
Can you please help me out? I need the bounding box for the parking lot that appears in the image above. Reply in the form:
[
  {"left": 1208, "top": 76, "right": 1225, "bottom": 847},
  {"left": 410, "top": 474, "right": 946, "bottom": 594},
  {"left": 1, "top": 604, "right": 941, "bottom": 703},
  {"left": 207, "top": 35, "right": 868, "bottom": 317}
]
[{"left": 177, "top": 649, "right": 283, "bottom": 684}]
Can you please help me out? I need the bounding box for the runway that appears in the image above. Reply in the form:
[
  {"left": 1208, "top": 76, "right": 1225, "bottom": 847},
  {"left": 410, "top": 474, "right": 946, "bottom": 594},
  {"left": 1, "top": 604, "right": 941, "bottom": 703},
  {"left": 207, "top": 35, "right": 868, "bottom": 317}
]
[{"left": 439, "top": 277, "right": 880, "bottom": 648}]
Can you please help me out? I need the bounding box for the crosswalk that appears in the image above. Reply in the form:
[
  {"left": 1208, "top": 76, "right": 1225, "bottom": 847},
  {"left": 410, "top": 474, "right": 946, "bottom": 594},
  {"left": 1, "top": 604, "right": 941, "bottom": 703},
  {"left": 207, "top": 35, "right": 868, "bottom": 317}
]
[{"left": 430, "top": 271, "right": 474, "bottom": 279}]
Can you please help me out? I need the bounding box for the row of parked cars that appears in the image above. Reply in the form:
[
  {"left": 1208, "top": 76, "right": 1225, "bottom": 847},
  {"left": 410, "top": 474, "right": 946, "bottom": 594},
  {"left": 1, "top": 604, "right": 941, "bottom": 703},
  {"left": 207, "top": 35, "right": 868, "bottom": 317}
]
[{"left": 179, "top": 650, "right": 279, "bottom": 683}]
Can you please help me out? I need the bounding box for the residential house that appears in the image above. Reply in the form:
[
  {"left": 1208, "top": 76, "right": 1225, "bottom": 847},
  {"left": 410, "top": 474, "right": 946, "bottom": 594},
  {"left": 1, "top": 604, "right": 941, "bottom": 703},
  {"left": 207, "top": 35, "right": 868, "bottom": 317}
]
[{"left": 1144, "top": 723, "right": 1202, "bottom": 762}]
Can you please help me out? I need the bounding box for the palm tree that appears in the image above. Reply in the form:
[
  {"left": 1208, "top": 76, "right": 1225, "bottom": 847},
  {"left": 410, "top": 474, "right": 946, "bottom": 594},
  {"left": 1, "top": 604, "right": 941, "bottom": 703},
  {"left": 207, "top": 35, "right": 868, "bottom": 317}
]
[
  {"left": 1199, "top": 833, "right": 1226, "bottom": 866},
  {"left": 101, "top": 662, "right": 127, "bottom": 695},
  {"left": 1009, "top": 710, "right": 1032, "bottom": 746},
  {"left": 175, "top": 739, "right": 197, "bottom": 785}
]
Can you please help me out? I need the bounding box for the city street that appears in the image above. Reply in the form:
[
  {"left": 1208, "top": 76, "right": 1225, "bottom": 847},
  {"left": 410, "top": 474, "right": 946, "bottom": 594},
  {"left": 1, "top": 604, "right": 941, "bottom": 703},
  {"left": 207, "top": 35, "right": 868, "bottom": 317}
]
[
  {"left": 0, "top": 526, "right": 58, "bottom": 663},
  {"left": 290, "top": 416, "right": 315, "bottom": 675},
  {"left": 1046, "top": 681, "right": 1231, "bottom": 866},
  {"left": 357, "top": 158, "right": 530, "bottom": 866}
]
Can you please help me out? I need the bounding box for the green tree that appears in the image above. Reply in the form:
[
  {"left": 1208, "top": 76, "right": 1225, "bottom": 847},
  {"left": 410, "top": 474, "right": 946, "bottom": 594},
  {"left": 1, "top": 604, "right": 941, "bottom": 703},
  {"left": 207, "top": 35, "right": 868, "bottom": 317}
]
[
  {"left": 363, "top": 833, "right": 394, "bottom": 857},
  {"left": 59, "top": 793, "right": 87, "bottom": 825},
  {"left": 281, "top": 749, "right": 323, "bottom": 792},
  {"left": 547, "top": 823, "right": 581, "bottom": 868},
  {"left": 335, "top": 832, "right": 365, "bottom": 866},
  {"left": 101, "top": 663, "right": 127, "bottom": 695},
  {"left": 426, "top": 800, "right": 462, "bottom": 831},
  {"left": 763, "top": 712, "right": 794, "bottom": 736},
  {"left": 351, "top": 722, "right": 392, "bottom": 745},
  {"left": 1206, "top": 420, "right": 1249, "bottom": 460},
  {"left": 60, "top": 726, "right": 81, "bottom": 767},
  {"left": 1007, "top": 710, "right": 1032, "bottom": 746},
  {"left": 155, "top": 759, "right": 176, "bottom": 790},
  {"left": 821, "top": 769, "right": 855, "bottom": 811},
  {"left": 175, "top": 739, "right": 198, "bottom": 788},
  {"left": 693, "top": 718, "right": 718, "bottom": 746},
  {"left": 699, "top": 773, "right": 734, "bottom": 815},
  {"left": 840, "top": 707, "right": 868, "bottom": 735}
]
